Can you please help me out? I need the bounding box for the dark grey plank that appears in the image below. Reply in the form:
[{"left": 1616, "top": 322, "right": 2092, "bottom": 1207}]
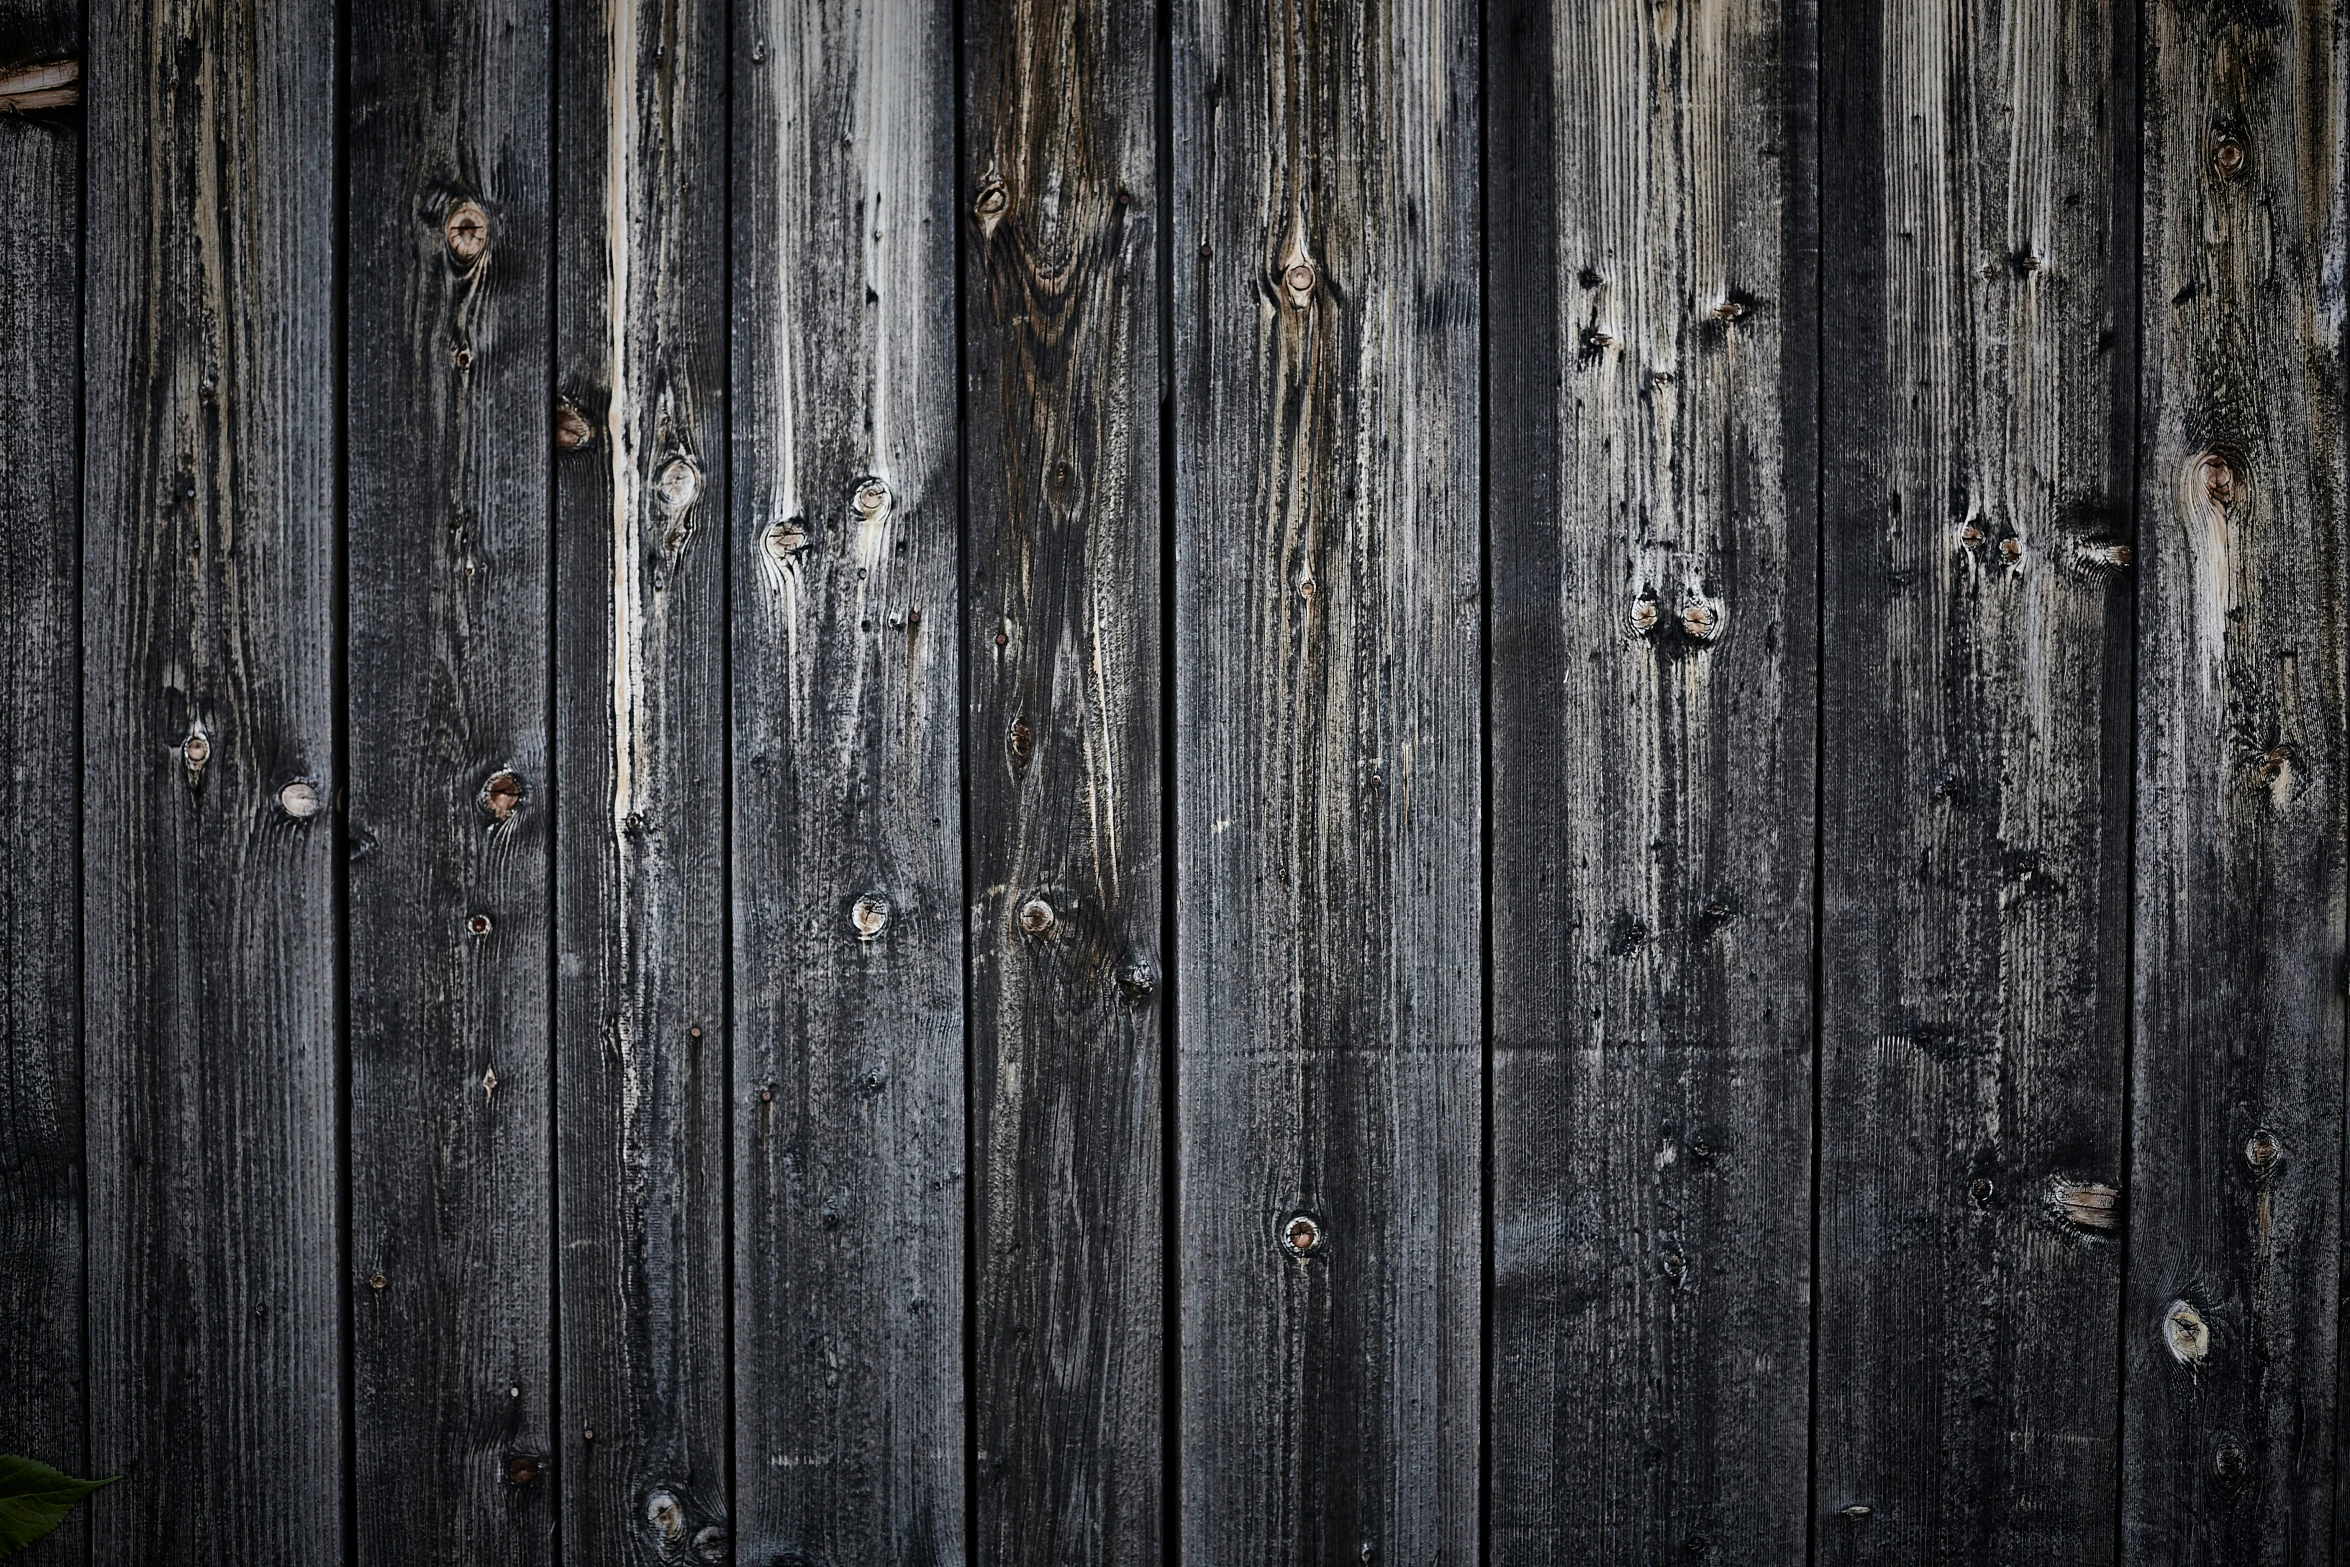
[
  {"left": 345, "top": 0, "right": 555, "bottom": 1560},
  {"left": 1171, "top": 1, "right": 1480, "bottom": 1559},
  {"left": 730, "top": 2, "right": 964, "bottom": 1560},
  {"left": 553, "top": 0, "right": 732, "bottom": 1557},
  {"left": 1488, "top": 2, "right": 1818, "bottom": 1560},
  {"left": 81, "top": 3, "right": 343, "bottom": 1562},
  {"left": 0, "top": 10, "right": 85, "bottom": 1553},
  {"left": 2121, "top": 5, "right": 2347, "bottom": 1561},
  {"left": 962, "top": 0, "right": 1163, "bottom": 1558},
  {"left": 1814, "top": 6, "right": 2139, "bottom": 1561}
]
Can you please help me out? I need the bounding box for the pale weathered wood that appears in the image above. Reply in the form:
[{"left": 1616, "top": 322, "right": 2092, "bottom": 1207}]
[
  {"left": 1172, "top": 1, "right": 1481, "bottom": 1560},
  {"left": 555, "top": 0, "right": 733, "bottom": 1557},
  {"left": 963, "top": 0, "right": 1164, "bottom": 1557},
  {"left": 2122, "top": 5, "right": 2347, "bottom": 1562},
  {"left": 0, "top": 10, "right": 84, "bottom": 1558},
  {"left": 82, "top": 2, "right": 343, "bottom": 1562},
  {"left": 1813, "top": 5, "right": 2140, "bottom": 1561},
  {"left": 345, "top": 0, "right": 556, "bottom": 1560},
  {"left": 730, "top": 1, "right": 965, "bottom": 1560},
  {"left": 1488, "top": 2, "right": 1818, "bottom": 1559}
]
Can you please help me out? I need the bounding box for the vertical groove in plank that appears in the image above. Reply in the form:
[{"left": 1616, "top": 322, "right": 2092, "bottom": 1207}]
[
  {"left": 82, "top": 3, "right": 344, "bottom": 1562},
  {"left": 1487, "top": 2, "right": 1818, "bottom": 1560},
  {"left": 2122, "top": 5, "right": 2346, "bottom": 1561},
  {"left": 730, "top": 0, "right": 965, "bottom": 1560},
  {"left": 963, "top": 0, "right": 1164, "bottom": 1557},
  {"left": 0, "top": 4, "right": 85, "bottom": 1544},
  {"left": 554, "top": 0, "right": 733, "bottom": 1558},
  {"left": 1171, "top": 1, "right": 1480, "bottom": 1560},
  {"left": 1815, "top": 4, "right": 2138, "bottom": 1559},
  {"left": 346, "top": 1, "right": 556, "bottom": 1558}
]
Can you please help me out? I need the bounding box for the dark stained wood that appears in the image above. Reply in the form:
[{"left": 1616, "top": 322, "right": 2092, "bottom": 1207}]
[
  {"left": 345, "top": 3, "right": 556, "bottom": 1561},
  {"left": 962, "top": 0, "right": 1164, "bottom": 1558},
  {"left": 80, "top": 3, "right": 344, "bottom": 1563},
  {"left": 1813, "top": 4, "right": 2141, "bottom": 1562},
  {"left": 1488, "top": 2, "right": 1819, "bottom": 1560},
  {"left": 2121, "top": 5, "right": 2347, "bottom": 1561},
  {"left": 0, "top": 6, "right": 84, "bottom": 1551},
  {"left": 1170, "top": 1, "right": 1481, "bottom": 1560},
  {"left": 730, "top": 1, "right": 965, "bottom": 1561},
  {"left": 553, "top": 0, "right": 732, "bottom": 1558}
]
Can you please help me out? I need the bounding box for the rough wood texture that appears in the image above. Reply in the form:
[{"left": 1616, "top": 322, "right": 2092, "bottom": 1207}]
[
  {"left": 81, "top": 3, "right": 344, "bottom": 1562},
  {"left": 1813, "top": 5, "right": 2141, "bottom": 1561},
  {"left": 1171, "top": 2, "right": 1480, "bottom": 1560},
  {"left": 346, "top": 3, "right": 555, "bottom": 1560},
  {"left": 730, "top": 1, "right": 964, "bottom": 1561},
  {"left": 1488, "top": 3, "right": 1818, "bottom": 1560},
  {"left": 2122, "top": 5, "right": 2347, "bottom": 1562},
  {"left": 0, "top": 7, "right": 84, "bottom": 1551},
  {"left": 963, "top": 0, "right": 1164, "bottom": 1560},
  {"left": 554, "top": 2, "right": 732, "bottom": 1561}
]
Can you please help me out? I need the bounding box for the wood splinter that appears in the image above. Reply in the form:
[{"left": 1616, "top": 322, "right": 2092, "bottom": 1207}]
[{"left": 0, "top": 60, "right": 78, "bottom": 113}]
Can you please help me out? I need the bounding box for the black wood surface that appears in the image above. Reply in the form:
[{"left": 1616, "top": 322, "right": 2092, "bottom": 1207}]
[
  {"left": 553, "top": 1, "right": 732, "bottom": 1561},
  {"left": 1814, "top": 5, "right": 2140, "bottom": 1562},
  {"left": 346, "top": 2, "right": 555, "bottom": 1560},
  {"left": 0, "top": 9, "right": 83, "bottom": 1562},
  {"left": 80, "top": 3, "right": 344, "bottom": 1562},
  {"left": 1489, "top": 2, "right": 1819, "bottom": 1560},
  {"left": 963, "top": 0, "right": 1165, "bottom": 1561}
]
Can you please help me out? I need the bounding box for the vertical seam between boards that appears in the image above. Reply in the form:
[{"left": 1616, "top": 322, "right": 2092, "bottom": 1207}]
[{"left": 1801, "top": 0, "right": 1827, "bottom": 1558}]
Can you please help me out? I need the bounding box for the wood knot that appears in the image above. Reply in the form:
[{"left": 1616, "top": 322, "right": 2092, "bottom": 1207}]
[
  {"left": 1998, "top": 536, "right": 2024, "bottom": 567},
  {"left": 974, "top": 181, "right": 1008, "bottom": 221},
  {"left": 181, "top": 729, "right": 211, "bottom": 785},
  {"left": 1017, "top": 897, "right": 1057, "bottom": 937},
  {"left": 1282, "top": 1214, "right": 1321, "bottom": 1256},
  {"left": 2211, "top": 138, "right": 2245, "bottom": 179},
  {"left": 445, "top": 200, "right": 489, "bottom": 265},
  {"left": 368, "top": 1271, "right": 387, "bottom": 1291},
  {"left": 2163, "top": 1299, "right": 2209, "bottom": 1363},
  {"left": 2198, "top": 454, "right": 2237, "bottom": 507},
  {"left": 2076, "top": 540, "right": 2133, "bottom": 569},
  {"left": 1006, "top": 719, "right": 1034, "bottom": 773},
  {"left": 850, "top": 894, "right": 890, "bottom": 940},
  {"left": 654, "top": 456, "right": 702, "bottom": 512},
  {"left": 1281, "top": 261, "right": 1318, "bottom": 307},
  {"left": 691, "top": 1525, "right": 729, "bottom": 1563},
  {"left": 1629, "top": 597, "right": 1660, "bottom": 635},
  {"left": 2245, "top": 1129, "right": 2284, "bottom": 1172},
  {"left": 2049, "top": 1179, "right": 2120, "bottom": 1232},
  {"left": 763, "top": 520, "right": 808, "bottom": 560},
  {"left": 553, "top": 403, "right": 592, "bottom": 451},
  {"left": 506, "top": 1455, "right": 539, "bottom": 1486},
  {"left": 467, "top": 913, "right": 493, "bottom": 937},
  {"left": 279, "top": 780, "right": 322, "bottom": 820},
  {"left": 1711, "top": 298, "right": 1746, "bottom": 321},
  {"left": 645, "top": 1490, "right": 684, "bottom": 1540},
  {"left": 1679, "top": 599, "right": 1722, "bottom": 642},
  {"left": 853, "top": 478, "right": 892, "bottom": 518},
  {"left": 1115, "top": 951, "right": 1157, "bottom": 997},
  {"left": 482, "top": 771, "right": 523, "bottom": 822}
]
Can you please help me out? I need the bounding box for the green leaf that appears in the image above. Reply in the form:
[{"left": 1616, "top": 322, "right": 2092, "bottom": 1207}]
[{"left": 0, "top": 1455, "right": 117, "bottom": 1559}]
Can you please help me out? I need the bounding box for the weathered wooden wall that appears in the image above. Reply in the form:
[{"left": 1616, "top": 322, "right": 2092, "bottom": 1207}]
[{"left": 1, "top": 2, "right": 2346, "bottom": 1564}]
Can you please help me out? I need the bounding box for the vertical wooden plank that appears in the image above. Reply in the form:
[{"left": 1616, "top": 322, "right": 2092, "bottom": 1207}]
[
  {"left": 1815, "top": 3, "right": 2138, "bottom": 1559},
  {"left": 345, "top": 0, "right": 554, "bottom": 1559},
  {"left": 553, "top": 0, "right": 732, "bottom": 1557},
  {"left": 1487, "top": 2, "right": 1817, "bottom": 1560},
  {"left": 963, "top": 0, "right": 1163, "bottom": 1558},
  {"left": 730, "top": 0, "right": 964, "bottom": 1560},
  {"left": 1171, "top": 2, "right": 1480, "bottom": 1560},
  {"left": 82, "top": 2, "right": 343, "bottom": 1562},
  {"left": 2122, "top": 4, "right": 2346, "bottom": 1561},
  {"left": 0, "top": 10, "right": 85, "bottom": 1548}
]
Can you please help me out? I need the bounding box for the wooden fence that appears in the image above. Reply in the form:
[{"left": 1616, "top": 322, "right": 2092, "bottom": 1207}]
[{"left": 1, "top": 1, "right": 2345, "bottom": 1562}]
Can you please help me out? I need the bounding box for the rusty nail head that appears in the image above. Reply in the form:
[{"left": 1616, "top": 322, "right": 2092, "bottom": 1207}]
[
  {"left": 507, "top": 1455, "right": 540, "bottom": 1486},
  {"left": 446, "top": 201, "right": 489, "bottom": 263},
  {"left": 1018, "top": 897, "right": 1056, "bottom": 936},
  {"left": 554, "top": 404, "right": 592, "bottom": 451},
  {"left": 1283, "top": 1215, "right": 1321, "bottom": 1255}
]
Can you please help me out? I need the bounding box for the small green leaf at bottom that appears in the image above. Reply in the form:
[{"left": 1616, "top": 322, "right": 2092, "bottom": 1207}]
[{"left": 0, "top": 1455, "right": 117, "bottom": 1559}]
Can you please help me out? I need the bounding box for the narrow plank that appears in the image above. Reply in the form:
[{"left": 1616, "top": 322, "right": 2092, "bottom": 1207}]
[
  {"left": 553, "top": 0, "right": 732, "bottom": 1556},
  {"left": 81, "top": 3, "right": 344, "bottom": 1562},
  {"left": 730, "top": 1, "right": 965, "bottom": 1560},
  {"left": 1814, "top": 5, "right": 2139, "bottom": 1559},
  {"left": 345, "top": 0, "right": 555, "bottom": 1559},
  {"left": 1171, "top": 1, "right": 1480, "bottom": 1559},
  {"left": 2121, "top": 5, "right": 2347, "bottom": 1561},
  {"left": 0, "top": 6, "right": 86, "bottom": 1548},
  {"left": 1487, "top": 2, "right": 1818, "bottom": 1560},
  {"left": 963, "top": 0, "right": 1163, "bottom": 1557}
]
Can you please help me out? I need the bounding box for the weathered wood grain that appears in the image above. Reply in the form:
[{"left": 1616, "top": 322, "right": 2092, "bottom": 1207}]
[
  {"left": 1488, "top": 2, "right": 1818, "bottom": 1560},
  {"left": 730, "top": 1, "right": 965, "bottom": 1561},
  {"left": 1171, "top": 2, "right": 1480, "bottom": 1560},
  {"left": 81, "top": 3, "right": 343, "bottom": 1562},
  {"left": 963, "top": 0, "right": 1164, "bottom": 1558},
  {"left": 2122, "top": 5, "right": 2346, "bottom": 1562},
  {"left": 0, "top": 7, "right": 84, "bottom": 1554},
  {"left": 1813, "top": 5, "right": 2140, "bottom": 1561},
  {"left": 345, "top": 3, "right": 556, "bottom": 1560},
  {"left": 554, "top": 0, "right": 733, "bottom": 1559}
]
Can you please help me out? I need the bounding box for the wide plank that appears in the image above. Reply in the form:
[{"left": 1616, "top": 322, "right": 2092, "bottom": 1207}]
[
  {"left": 1488, "top": 2, "right": 1819, "bottom": 1559},
  {"left": 82, "top": 3, "right": 343, "bottom": 1560},
  {"left": 730, "top": 1, "right": 965, "bottom": 1560},
  {"left": 553, "top": 0, "right": 733, "bottom": 1557},
  {"left": 1171, "top": 1, "right": 1481, "bottom": 1559},
  {"left": 2121, "top": 5, "right": 2347, "bottom": 1560}
]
